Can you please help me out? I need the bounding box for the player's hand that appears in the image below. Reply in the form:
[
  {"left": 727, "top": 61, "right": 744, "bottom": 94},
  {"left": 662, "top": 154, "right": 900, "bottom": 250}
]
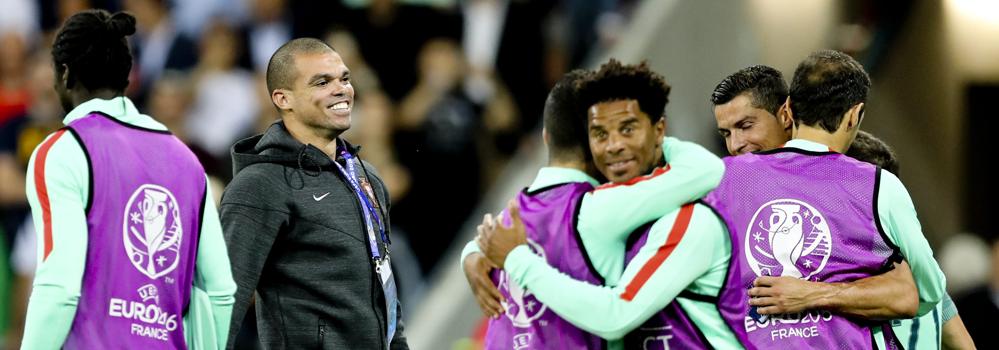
[
  {"left": 747, "top": 276, "right": 822, "bottom": 315},
  {"left": 477, "top": 200, "right": 527, "bottom": 269},
  {"left": 463, "top": 252, "right": 505, "bottom": 318}
]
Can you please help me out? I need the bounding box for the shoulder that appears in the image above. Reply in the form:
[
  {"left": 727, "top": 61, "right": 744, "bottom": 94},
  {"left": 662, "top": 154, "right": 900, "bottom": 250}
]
[
  {"left": 652, "top": 203, "right": 726, "bottom": 236},
  {"left": 222, "top": 163, "right": 290, "bottom": 205}
]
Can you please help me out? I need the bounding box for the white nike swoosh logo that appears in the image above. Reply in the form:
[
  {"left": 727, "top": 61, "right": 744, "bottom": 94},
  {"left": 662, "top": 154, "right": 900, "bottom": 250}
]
[{"left": 313, "top": 192, "right": 331, "bottom": 201}]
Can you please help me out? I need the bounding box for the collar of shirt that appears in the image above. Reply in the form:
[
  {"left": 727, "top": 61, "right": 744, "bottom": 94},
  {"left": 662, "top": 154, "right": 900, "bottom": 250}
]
[
  {"left": 785, "top": 138, "right": 834, "bottom": 153},
  {"left": 63, "top": 96, "right": 168, "bottom": 131},
  {"left": 527, "top": 167, "right": 600, "bottom": 192}
]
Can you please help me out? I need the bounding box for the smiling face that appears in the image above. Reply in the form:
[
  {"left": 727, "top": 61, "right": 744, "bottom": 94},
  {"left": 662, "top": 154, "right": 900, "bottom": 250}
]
[
  {"left": 283, "top": 50, "right": 354, "bottom": 135},
  {"left": 714, "top": 92, "right": 792, "bottom": 155},
  {"left": 587, "top": 99, "right": 665, "bottom": 183}
]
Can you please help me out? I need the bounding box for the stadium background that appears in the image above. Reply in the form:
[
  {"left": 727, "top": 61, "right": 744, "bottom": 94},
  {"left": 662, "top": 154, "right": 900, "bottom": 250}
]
[{"left": 0, "top": 0, "right": 996, "bottom": 348}]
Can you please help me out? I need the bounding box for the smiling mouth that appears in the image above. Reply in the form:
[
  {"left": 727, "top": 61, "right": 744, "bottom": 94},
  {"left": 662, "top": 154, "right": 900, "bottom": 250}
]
[
  {"left": 328, "top": 101, "right": 350, "bottom": 112},
  {"left": 606, "top": 159, "right": 635, "bottom": 173}
]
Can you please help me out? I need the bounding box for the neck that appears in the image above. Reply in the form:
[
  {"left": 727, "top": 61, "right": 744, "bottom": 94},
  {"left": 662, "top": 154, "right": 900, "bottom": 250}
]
[
  {"left": 547, "top": 159, "right": 588, "bottom": 172},
  {"left": 794, "top": 124, "right": 849, "bottom": 153},
  {"left": 284, "top": 117, "right": 341, "bottom": 157},
  {"left": 71, "top": 89, "right": 121, "bottom": 108}
]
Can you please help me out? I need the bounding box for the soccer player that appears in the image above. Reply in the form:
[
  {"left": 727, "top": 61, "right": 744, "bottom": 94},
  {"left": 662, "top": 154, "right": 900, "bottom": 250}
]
[
  {"left": 21, "top": 10, "right": 235, "bottom": 349},
  {"left": 475, "top": 60, "right": 740, "bottom": 349},
  {"left": 713, "top": 65, "right": 971, "bottom": 350}
]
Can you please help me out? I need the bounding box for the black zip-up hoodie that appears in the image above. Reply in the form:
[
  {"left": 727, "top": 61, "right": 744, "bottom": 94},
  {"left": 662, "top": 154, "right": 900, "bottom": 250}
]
[{"left": 221, "top": 121, "right": 407, "bottom": 350}]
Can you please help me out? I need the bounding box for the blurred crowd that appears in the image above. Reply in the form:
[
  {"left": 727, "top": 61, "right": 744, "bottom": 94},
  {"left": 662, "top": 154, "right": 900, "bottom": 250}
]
[{"left": 0, "top": 0, "right": 637, "bottom": 347}]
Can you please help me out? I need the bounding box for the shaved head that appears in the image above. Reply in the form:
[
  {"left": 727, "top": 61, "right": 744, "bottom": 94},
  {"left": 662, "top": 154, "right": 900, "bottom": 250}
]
[{"left": 266, "top": 38, "right": 336, "bottom": 95}]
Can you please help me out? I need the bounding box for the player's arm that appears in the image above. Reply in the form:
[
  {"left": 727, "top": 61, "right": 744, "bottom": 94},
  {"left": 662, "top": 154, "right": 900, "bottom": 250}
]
[
  {"left": 219, "top": 170, "right": 289, "bottom": 346},
  {"left": 193, "top": 177, "right": 238, "bottom": 348},
  {"left": 21, "top": 130, "right": 89, "bottom": 350},
  {"left": 876, "top": 170, "right": 946, "bottom": 316},
  {"left": 940, "top": 294, "right": 975, "bottom": 350},
  {"left": 749, "top": 170, "right": 946, "bottom": 319},
  {"left": 460, "top": 239, "right": 504, "bottom": 318},
  {"left": 749, "top": 260, "right": 918, "bottom": 319},
  {"left": 480, "top": 203, "right": 724, "bottom": 340},
  {"left": 577, "top": 137, "right": 723, "bottom": 243}
]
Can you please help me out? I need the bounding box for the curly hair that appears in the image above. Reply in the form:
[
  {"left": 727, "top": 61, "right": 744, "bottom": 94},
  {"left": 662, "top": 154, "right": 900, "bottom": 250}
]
[
  {"left": 52, "top": 10, "right": 136, "bottom": 92},
  {"left": 576, "top": 59, "right": 671, "bottom": 123}
]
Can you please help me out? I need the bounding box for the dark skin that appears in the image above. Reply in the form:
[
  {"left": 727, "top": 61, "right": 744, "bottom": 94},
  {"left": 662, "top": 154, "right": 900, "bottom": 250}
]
[{"left": 55, "top": 64, "right": 122, "bottom": 112}]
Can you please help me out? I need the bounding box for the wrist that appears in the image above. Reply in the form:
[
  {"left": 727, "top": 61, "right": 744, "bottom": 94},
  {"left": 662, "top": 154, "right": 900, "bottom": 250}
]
[{"left": 812, "top": 282, "right": 847, "bottom": 311}]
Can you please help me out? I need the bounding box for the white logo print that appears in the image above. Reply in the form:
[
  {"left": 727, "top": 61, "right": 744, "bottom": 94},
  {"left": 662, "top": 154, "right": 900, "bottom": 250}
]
[
  {"left": 123, "top": 184, "right": 182, "bottom": 279},
  {"left": 745, "top": 199, "right": 832, "bottom": 279},
  {"left": 313, "top": 192, "right": 331, "bottom": 201},
  {"left": 499, "top": 239, "right": 548, "bottom": 328}
]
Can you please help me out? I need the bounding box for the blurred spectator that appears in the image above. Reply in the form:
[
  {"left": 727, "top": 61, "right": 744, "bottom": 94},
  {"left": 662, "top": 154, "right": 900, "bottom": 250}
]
[
  {"left": 939, "top": 233, "right": 992, "bottom": 294},
  {"left": 348, "top": 0, "right": 462, "bottom": 101},
  {"left": 243, "top": 0, "right": 292, "bottom": 72},
  {"left": 171, "top": 0, "right": 248, "bottom": 37},
  {"left": 185, "top": 20, "right": 260, "bottom": 178},
  {"left": 0, "top": 0, "right": 40, "bottom": 43},
  {"left": 124, "top": 0, "right": 198, "bottom": 104},
  {"left": 954, "top": 234, "right": 999, "bottom": 348},
  {"left": 393, "top": 38, "right": 515, "bottom": 273},
  {"left": 1, "top": 48, "right": 62, "bottom": 350},
  {"left": 147, "top": 71, "right": 229, "bottom": 189},
  {"left": 0, "top": 33, "right": 30, "bottom": 127}
]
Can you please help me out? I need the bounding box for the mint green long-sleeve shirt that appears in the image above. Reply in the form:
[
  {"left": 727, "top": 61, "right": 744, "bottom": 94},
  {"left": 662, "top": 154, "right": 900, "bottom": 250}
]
[{"left": 21, "top": 97, "right": 237, "bottom": 349}]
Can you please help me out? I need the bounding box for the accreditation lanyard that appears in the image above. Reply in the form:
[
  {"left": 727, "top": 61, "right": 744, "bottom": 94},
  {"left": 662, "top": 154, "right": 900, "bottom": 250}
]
[
  {"left": 332, "top": 148, "right": 389, "bottom": 260},
  {"left": 331, "top": 146, "right": 398, "bottom": 346}
]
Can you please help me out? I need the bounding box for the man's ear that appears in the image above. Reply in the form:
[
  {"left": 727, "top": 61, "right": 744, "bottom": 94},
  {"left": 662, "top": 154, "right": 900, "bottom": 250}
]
[
  {"left": 271, "top": 89, "right": 293, "bottom": 111},
  {"left": 61, "top": 64, "right": 73, "bottom": 89},
  {"left": 846, "top": 102, "right": 865, "bottom": 130}
]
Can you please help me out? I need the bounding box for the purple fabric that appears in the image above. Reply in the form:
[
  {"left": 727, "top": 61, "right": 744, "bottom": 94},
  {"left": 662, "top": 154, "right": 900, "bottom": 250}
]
[
  {"left": 63, "top": 113, "right": 205, "bottom": 349},
  {"left": 704, "top": 149, "right": 897, "bottom": 349},
  {"left": 621, "top": 226, "right": 712, "bottom": 350},
  {"left": 485, "top": 182, "right": 605, "bottom": 350}
]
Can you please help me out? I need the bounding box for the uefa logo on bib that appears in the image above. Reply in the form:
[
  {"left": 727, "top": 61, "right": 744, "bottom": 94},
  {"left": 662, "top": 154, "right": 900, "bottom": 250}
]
[
  {"left": 499, "top": 239, "right": 548, "bottom": 328},
  {"left": 123, "top": 184, "right": 183, "bottom": 279},
  {"left": 745, "top": 199, "right": 832, "bottom": 279}
]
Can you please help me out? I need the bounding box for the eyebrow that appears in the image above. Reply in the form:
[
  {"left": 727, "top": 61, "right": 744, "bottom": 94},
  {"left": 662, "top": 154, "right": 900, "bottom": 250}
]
[
  {"left": 308, "top": 69, "right": 351, "bottom": 83},
  {"left": 620, "top": 117, "right": 640, "bottom": 127},
  {"left": 734, "top": 115, "right": 756, "bottom": 127}
]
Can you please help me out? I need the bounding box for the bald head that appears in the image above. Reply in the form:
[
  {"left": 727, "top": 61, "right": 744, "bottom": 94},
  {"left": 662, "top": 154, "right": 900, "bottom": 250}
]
[{"left": 265, "top": 38, "right": 336, "bottom": 95}]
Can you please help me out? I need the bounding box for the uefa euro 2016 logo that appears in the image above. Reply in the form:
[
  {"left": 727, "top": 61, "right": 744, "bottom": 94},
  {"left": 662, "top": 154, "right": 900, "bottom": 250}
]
[
  {"left": 745, "top": 199, "right": 832, "bottom": 279},
  {"left": 499, "top": 239, "right": 548, "bottom": 328},
  {"left": 123, "top": 184, "right": 183, "bottom": 280}
]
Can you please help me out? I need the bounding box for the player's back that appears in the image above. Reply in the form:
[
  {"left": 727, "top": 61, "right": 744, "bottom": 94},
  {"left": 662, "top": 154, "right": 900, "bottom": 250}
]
[
  {"left": 485, "top": 182, "right": 606, "bottom": 350},
  {"left": 62, "top": 112, "right": 206, "bottom": 349}
]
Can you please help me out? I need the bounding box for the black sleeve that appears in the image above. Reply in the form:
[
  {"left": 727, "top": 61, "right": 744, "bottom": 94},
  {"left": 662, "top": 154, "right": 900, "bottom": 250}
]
[{"left": 219, "top": 169, "right": 289, "bottom": 349}]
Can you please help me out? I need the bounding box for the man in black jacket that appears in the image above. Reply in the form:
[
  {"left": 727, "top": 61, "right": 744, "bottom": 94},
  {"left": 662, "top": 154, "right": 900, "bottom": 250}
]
[{"left": 221, "top": 38, "right": 407, "bottom": 350}]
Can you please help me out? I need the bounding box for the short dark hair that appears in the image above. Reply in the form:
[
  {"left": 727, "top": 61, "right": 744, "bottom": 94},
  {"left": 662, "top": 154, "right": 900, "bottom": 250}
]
[
  {"left": 576, "top": 59, "right": 671, "bottom": 123},
  {"left": 266, "top": 38, "right": 336, "bottom": 95},
  {"left": 52, "top": 10, "right": 136, "bottom": 92},
  {"left": 544, "top": 69, "right": 589, "bottom": 161},
  {"left": 845, "top": 130, "right": 899, "bottom": 176},
  {"left": 789, "top": 50, "right": 871, "bottom": 132},
  {"left": 711, "top": 65, "right": 788, "bottom": 116}
]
